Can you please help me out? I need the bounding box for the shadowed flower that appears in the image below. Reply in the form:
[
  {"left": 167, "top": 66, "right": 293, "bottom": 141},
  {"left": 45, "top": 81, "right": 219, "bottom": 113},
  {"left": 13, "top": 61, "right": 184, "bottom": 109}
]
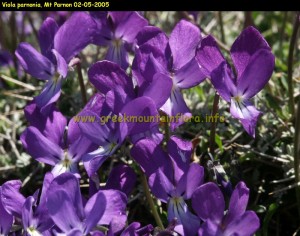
[
  {"left": 207, "top": 155, "right": 233, "bottom": 197},
  {"left": 131, "top": 136, "right": 204, "bottom": 235},
  {"left": 77, "top": 61, "right": 162, "bottom": 176},
  {"left": 78, "top": 94, "right": 158, "bottom": 176},
  {"left": 196, "top": 26, "right": 275, "bottom": 137},
  {"left": 88, "top": 164, "right": 137, "bottom": 198},
  {"left": 47, "top": 173, "right": 127, "bottom": 235},
  {"left": 1, "top": 173, "right": 54, "bottom": 236},
  {"left": 120, "top": 222, "right": 153, "bottom": 236},
  {"left": 103, "top": 164, "right": 137, "bottom": 197},
  {"left": 88, "top": 61, "right": 172, "bottom": 143},
  {"left": 0, "top": 49, "right": 13, "bottom": 67},
  {"left": 192, "top": 181, "right": 260, "bottom": 236},
  {"left": 15, "top": 12, "right": 96, "bottom": 111},
  {"left": 87, "top": 60, "right": 170, "bottom": 142},
  {"left": 91, "top": 11, "right": 148, "bottom": 69}
]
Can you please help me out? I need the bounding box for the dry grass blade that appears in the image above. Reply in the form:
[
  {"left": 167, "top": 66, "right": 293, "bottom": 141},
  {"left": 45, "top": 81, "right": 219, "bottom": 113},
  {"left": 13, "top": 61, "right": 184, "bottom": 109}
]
[
  {"left": 270, "top": 176, "right": 295, "bottom": 184},
  {"left": 0, "top": 166, "right": 16, "bottom": 172},
  {"left": 233, "top": 143, "right": 290, "bottom": 163},
  {"left": 269, "top": 182, "right": 300, "bottom": 195},
  {"left": 0, "top": 74, "right": 36, "bottom": 90},
  {"left": 3, "top": 91, "right": 33, "bottom": 101},
  {"left": 0, "top": 115, "right": 13, "bottom": 125}
]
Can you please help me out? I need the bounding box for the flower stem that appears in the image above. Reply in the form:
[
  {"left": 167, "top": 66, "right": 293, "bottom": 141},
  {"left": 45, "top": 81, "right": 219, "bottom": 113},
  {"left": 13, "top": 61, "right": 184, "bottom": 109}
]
[
  {"left": 244, "top": 11, "right": 254, "bottom": 28},
  {"left": 140, "top": 170, "right": 164, "bottom": 229},
  {"left": 218, "top": 11, "right": 226, "bottom": 44},
  {"left": 294, "top": 97, "right": 300, "bottom": 217},
  {"left": 77, "top": 63, "right": 87, "bottom": 105},
  {"left": 279, "top": 12, "right": 288, "bottom": 57},
  {"left": 287, "top": 12, "right": 300, "bottom": 116},
  {"left": 9, "top": 12, "right": 18, "bottom": 72},
  {"left": 288, "top": 11, "right": 300, "bottom": 217},
  {"left": 209, "top": 12, "right": 225, "bottom": 156},
  {"left": 209, "top": 93, "right": 220, "bottom": 156},
  {"left": 180, "top": 11, "right": 230, "bottom": 52},
  {"left": 26, "top": 13, "right": 39, "bottom": 40}
]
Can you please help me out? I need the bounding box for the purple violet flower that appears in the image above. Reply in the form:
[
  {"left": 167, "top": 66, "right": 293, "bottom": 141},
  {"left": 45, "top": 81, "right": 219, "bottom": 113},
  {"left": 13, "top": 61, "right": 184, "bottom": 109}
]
[
  {"left": 41, "top": 11, "right": 71, "bottom": 25},
  {"left": 104, "top": 164, "right": 137, "bottom": 197},
  {"left": 87, "top": 60, "right": 170, "bottom": 141},
  {"left": 192, "top": 181, "right": 260, "bottom": 236},
  {"left": 21, "top": 102, "right": 95, "bottom": 177},
  {"left": 207, "top": 156, "right": 233, "bottom": 196},
  {"left": 78, "top": 94, "right": 158, "bottom": 176},
  {"left": 88, "top": 164, "right": 137, "bottom": 198},
  {"left": 77, "top": 61, "right": 163, "bottom": 176},
  {"left": 91, "top": 11, "right": 148, "bottom": 69},
  {"left": 15, "top": 12, "right": 96, "bottom": 111},
  {"left": 1, "top": 173, "right": 54, "bottom": 236},
  {"left": 1, "top": 180, "right": 26, "bottom": 221},
  {"left": 0, "top": 49, "right": 13, "bottom": 67},
  {"left": 196, "top": 26, "right": 275, "bottom": 137},
  {"left": 0, "top": 181, "right": 17, "bottom": 235},
  {"left": 132, "top": 20, "right": 206, "bottom": 129},
  {"left": 47, "top": 172, "right": 128, "bottom": 235},
  {"left": 131, "top": 136, "right": 204, "bottom": 235},
  {"left": 120, "top": 222, "right": 153, "bottom": 236}
]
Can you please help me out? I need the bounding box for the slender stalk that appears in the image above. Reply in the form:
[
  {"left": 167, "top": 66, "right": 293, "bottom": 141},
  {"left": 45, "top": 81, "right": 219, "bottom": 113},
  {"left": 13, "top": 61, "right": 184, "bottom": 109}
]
[
  {"left": 20, "top": 13, "right": 26, "bottom": 42},
  {"left": 209, "top": 94, "right": 220, "bottom": 156},
  {"left": 180, "top": 11, "right": 230, "bottom": 52},
  {"left": 218, "top": 11, "right": 226, "bottom": 44},
  {"left": 244, "top": 11, "right": 254, "bottom": 28},
  {"left": 10, "top": 12, "right": 18, "bottom": 72},
  {"left": 209, "top": 12, "right": 225, "bottom": 156},
  {"left": 77, "top": 63, "right": 88, "bottom": 105},
  {"left": 26, "top": 13, "right": 39, "bottom": 40},
  {"left": 287, "top": 12, "right": 300, "bottom": 116},
  {"left": 279, "top": 12, "right": 288, "bottom": 56},
  {"left": 294, "top": 96, "right": 300, "bottom": 216},
  {"left": 140, "top": 171, "right": 164, "bottom": 229},
  {"left": 202, "top": 27, "right": 230, "bottom": 52}
]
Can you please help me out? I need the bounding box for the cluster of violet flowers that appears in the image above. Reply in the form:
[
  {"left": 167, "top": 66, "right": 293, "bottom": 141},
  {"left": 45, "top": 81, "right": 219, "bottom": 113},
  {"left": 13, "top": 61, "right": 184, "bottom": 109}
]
[{"left": 0, "top": 11, "right": 275, "bottom": 236}]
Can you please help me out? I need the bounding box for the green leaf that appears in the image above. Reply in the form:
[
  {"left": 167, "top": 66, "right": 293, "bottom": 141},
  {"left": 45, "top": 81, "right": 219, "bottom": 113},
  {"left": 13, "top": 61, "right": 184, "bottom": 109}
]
[
  {"left": 262, "top": 203, "right": 279, "bottom": 236},
  {"left": 215, "top": 133, "right": 224, "bottom": 152}
]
